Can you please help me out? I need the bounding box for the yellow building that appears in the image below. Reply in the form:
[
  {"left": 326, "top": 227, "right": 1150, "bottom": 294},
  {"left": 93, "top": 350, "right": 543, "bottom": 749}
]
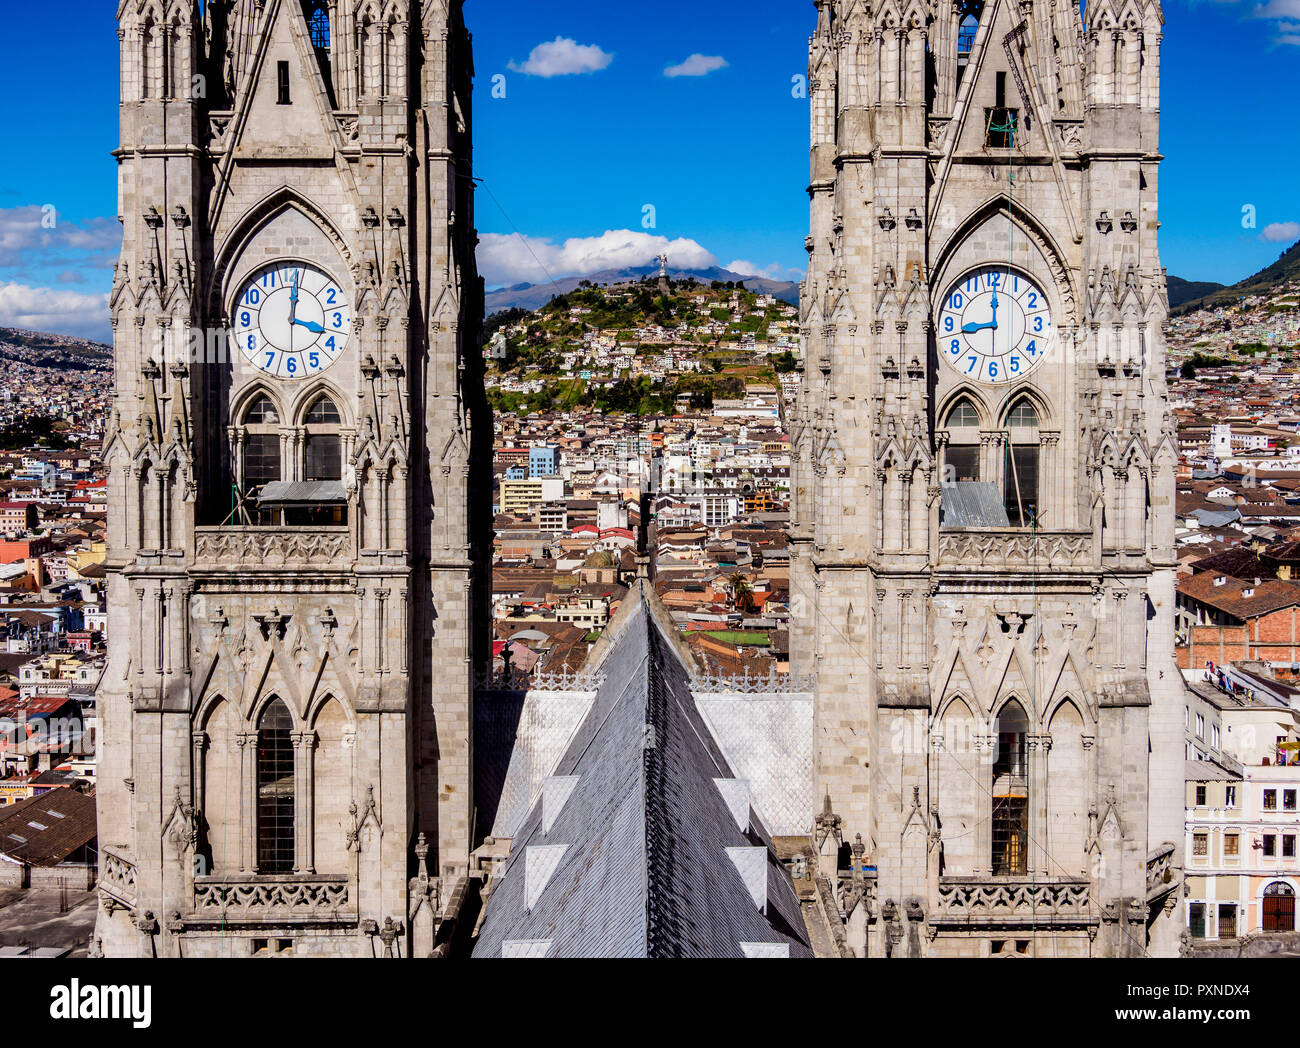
[{"left": 66, "top": 540, "right": 107, "bottom": 579}]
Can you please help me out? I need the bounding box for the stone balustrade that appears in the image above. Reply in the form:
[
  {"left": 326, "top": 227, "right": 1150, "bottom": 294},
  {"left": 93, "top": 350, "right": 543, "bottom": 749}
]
[
  {"left": 100, "top": 849, "right": 138, "bottom": 908},
  {"left": 1146, "top": 842, "right": 1178, "bottom": 904},
  {"left": 189, "top": 874, "right": 353, "bottom": 925},
  {"left": 193, "top": 527, "right": 352, "bottom": 569},
  {"left": 932, "top": 877, "right": 1093, "bottom": 926},
  {"left": 936, "top": 529, "right": 1095, "bottom": 571}
]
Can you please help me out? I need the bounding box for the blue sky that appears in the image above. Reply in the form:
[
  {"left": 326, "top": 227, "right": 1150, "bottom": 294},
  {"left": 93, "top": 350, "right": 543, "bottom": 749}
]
[{"left": 0, "top": 0, "right": 1295, "bottom": 339}]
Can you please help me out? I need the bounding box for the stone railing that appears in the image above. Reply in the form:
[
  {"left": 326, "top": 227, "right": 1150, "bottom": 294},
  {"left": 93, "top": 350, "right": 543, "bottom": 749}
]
[
  {"left": 474, "top": 667, "right": 606, "bottom": 693},
  {"left": 1146, "top": 842, "right": 1178, "bottom": 904},
  {"left": 932, "top": 877, "right": 1093, "bottom": 925},
  {"left": 188, "top": 874, "right": 353, "bottom": 925},
  {"left": 690, "top": 667, "right": 816, "bottom": 694},
  {"left": 936, "top": 530, "right": 1094, "bottom": 572},
  {"left": 99, "top": 850, "right": 138, "bottom": 908},
  {"left": 193, "top": 527, "right": 352, "bottom": 569}
]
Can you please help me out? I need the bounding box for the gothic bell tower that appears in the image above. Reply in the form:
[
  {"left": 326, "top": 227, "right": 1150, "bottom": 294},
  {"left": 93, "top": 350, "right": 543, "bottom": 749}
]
[
  {"left": 96, "top": 0, "right": 488, "bottom": 957},
  {"left": 792, "top": 0, "right": 1184, "bottom": 957}
]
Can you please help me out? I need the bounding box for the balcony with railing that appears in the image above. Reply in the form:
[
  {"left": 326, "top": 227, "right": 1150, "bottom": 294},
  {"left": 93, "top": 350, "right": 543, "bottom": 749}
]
[
  {"left": 1146, "top": 842, "right": 1179, "bottom": 906},
  {"left": 99, "top": 849, "right": 138, "bottom": 910},
  {"left": 936, "top": 529, "right": 1095, "bottom": 573},
  {"left": 192, "top": 526, "right": 352, "bottom": 570},
  {"left": 186, "top": 873, "right": 355, "bottom": 927},
  {"left": 932, "top": 877, "right": 1094, "bottom": 928}
]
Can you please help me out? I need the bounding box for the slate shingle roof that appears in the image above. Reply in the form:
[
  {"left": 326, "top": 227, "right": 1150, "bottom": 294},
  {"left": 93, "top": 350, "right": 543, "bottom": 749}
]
[{"left": 471, "top": 593, "right": 813, "bottom": 958}]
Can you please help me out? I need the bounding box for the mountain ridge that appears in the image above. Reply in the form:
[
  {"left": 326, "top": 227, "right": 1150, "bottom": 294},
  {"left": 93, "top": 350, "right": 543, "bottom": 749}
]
[
  {"left": 1172, "top": 239, "right": 1300, "bottom": 314},
  {"left": 485, "top": 264, "right": 801, "bottom": 314}
]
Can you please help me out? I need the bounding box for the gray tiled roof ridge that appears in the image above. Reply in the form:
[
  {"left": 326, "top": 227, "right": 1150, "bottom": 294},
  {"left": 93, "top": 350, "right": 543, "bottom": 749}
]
[{"left": 471, "top": 595, "right": 813, "bottom": 956}]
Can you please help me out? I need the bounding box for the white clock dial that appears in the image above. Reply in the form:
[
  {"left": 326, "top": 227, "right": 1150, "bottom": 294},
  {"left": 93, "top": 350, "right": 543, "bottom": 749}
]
[
  {"left": 936, "top": 267, "right": 1053, "bottom": 384},
  {"left": 232, "top": 263, "right": 352, "bottom": 380}
]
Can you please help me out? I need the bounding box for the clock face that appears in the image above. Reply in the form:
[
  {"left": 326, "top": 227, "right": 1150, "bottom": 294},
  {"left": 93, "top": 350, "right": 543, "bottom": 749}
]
[
  {"left": 936, "top": 267, "right": 1053, "bottom": 384},
  {"left": 232, "top": 262, "right": 352, "bottom": 380}
]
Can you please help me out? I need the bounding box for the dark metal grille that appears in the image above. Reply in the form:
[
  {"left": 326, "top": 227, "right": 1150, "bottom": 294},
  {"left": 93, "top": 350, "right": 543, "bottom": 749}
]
[
  {"left": 945, "top": 444, "right": 980, "bottom": 483},
  {"left": 243, "top": 433, "right": 281, "bottom": 487},
  {"left": 1217, "top": 904, "right": 1237, "bottom": 939},
  {"left": 305, "top": 434, "right": 342, "bottom": 482},
  {"left": 991, "top": 797, "right": 1028, "bottom": 876},
  {"left": 257, "top": 699, "right": 295, "bottom": 874}
]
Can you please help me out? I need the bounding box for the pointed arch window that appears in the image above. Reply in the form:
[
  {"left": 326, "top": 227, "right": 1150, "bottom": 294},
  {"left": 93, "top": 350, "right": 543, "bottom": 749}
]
[
  {"left": 958, "top": 14, "right": 979, "bottom": 61},
  {"left": 944, "top": 398, "right": 981, "bottom": 482},
  {"left": 305, "top": 395, "right": 342, "bottom": 426},
  {"left": 243, "top": 395, "right": 279, "bottom": 426},
  {"left": 288, "top": 394, "right": 347, "bottom": 527},
  {"left": 303, "top": 1, "right": 336, "bottom": 103},
  {"left": 992, "top": 700, "right": 1029, "bottom": 875},
  {"left": 241, "top": 395, "right": 282, "bottom": 502},
  {"left": 304, "top": 395, "right": 343, "bottom": 484},
  {"left": 306, "top": 1, "right": 330, "bottom": 50},
  {"left": 1003, "top": 398, "right": 1040, "bottom": 527},
  {"left": 956, "top": 2, "right": 983, "bottom": 89},
  {"left": 256, "top": 698, "right": 295, "bottom": 874}
]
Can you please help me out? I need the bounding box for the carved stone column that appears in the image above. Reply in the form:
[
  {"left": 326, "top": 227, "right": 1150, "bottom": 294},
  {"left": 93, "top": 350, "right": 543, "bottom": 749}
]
[
  {"left": 237, "top": 730, "right": 257, "bottom": 872},
  {"left": 191, "top": 730, "right": 208, "bottom": 871},
  {"left": 293, "top": 730, "right": 317, "bottom": 874},
  {"left": 1029, "top": 733, "right": 1052, "bottom": 878}
]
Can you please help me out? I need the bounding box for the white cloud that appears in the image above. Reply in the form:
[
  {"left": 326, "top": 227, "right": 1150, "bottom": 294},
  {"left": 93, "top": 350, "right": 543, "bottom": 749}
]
[
  {"left": 1261, "top": 221, "right": 1300, "bottom": 243},
  {"left": 726, "top": 259, "right": 804, "bottom": 282},
  {"left": 478, "top": 230, "right": 717, "bottom": 287},
  {"left": 1252, "top": 0, "right": 1300, "bottom": 16},
  {"left": 508, "top": 37, "right": 613, "bottom": 77},
  {"left": 0, "top": 282, "right": 111, "bottom": 340},
  {"left": 664, "top": 54, "right": 729, "bottom": 78},
  {"left": 0, "top": 206, "right": 120, "bottom": 269}
]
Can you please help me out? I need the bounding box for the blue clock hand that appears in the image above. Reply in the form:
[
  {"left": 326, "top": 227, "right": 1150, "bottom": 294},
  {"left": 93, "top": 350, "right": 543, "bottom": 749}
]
[
  {"left": 962, "top": 320, "right": 993, "bottom": 334},
  {"left": 288, "top": 271, "right": 300, "bottom": 352},
  {"left": 292, "top": 318, "right": 326, "bottom": 334}
]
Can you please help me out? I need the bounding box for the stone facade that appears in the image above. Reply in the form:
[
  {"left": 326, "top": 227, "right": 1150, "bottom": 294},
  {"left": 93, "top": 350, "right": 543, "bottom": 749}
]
[
  {"left": 791, "top": 0, "right": 1185, "bottom": 956},
  {"left": 95, "top": 0, "right": 488, "bottom": 958}
]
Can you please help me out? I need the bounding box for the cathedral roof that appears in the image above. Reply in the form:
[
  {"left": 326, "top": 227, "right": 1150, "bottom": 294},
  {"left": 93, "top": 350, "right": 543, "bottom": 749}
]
[{"left": 471, "top": 589, "right": 813, "bottom": 958}]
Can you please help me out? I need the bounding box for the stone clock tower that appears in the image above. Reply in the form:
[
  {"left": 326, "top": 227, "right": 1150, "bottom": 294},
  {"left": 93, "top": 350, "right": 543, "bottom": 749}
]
[
  {"left": 96, "top": 0, "right": 488, "bottom": 957},
  {"left": 792, "top": 0, "right": 1184, "bottom": 956}
]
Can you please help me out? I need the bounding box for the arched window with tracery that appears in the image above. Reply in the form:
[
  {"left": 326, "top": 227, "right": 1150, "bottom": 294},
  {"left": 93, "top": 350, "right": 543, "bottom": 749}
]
[
  {"left": 257, "top": 698, "right": 295, "bottom": 874},
  {"left": 287, "top": 394, "right": 348, "bottom": 527},
  {"left": 944, "top": 397, "right": 982, "bottom": 483},
  {"left": 955, "top": 2, "right": 983, "bottom": 89},
  {"left": 239, "top": 394, "right": 281, "bottom": 524},
  {"left": 303, "top": 1, "right": 335, "bottom": 101},
  {"left": 304, "top": 395, "right": 343, "bottom": 482},
  {"left": 992, "top": 700, "right": 1029, "bottom": 875},
  {"left": 1004, "top": 397, "right": 1040, "bottom": 526}
]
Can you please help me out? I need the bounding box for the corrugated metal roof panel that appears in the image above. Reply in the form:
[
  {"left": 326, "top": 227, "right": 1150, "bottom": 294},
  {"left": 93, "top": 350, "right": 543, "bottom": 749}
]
[
  {"left": 940, "top": 482, "right": 1011, "bottom": 528},
  {"left": 257, "top": 481, "right": 346, "bottom": 504}
]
